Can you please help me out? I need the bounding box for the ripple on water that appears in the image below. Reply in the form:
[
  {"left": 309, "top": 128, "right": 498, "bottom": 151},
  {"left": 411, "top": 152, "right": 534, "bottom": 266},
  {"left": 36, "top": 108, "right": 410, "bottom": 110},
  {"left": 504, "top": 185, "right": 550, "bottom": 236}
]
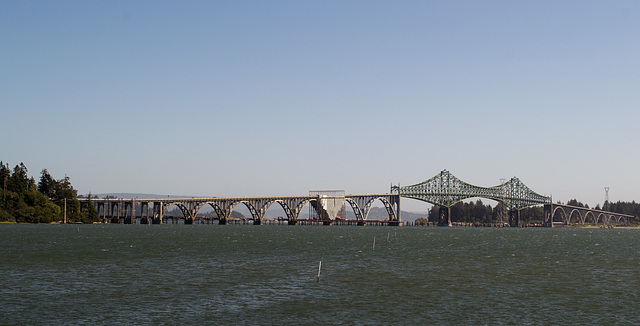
[{"left": 1, "top": 225, "right": 639, "bottom": 324}]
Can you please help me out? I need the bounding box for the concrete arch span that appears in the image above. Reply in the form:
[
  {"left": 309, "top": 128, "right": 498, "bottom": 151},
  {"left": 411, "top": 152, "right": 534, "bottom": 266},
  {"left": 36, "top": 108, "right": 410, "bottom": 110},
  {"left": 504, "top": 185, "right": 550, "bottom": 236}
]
[
  {"left": 80, "top": 194, "right": 400, "bottom": 226},
  {"left": 271, "top": 198, "right": 317, "bottom": 224},
  {"left": 194, "top": 197, "right": 320, "bottom": 225},
  {"left": 228, "top": 201, "right": 261, "bottom": 224},
  {"left": 344, "top": 195, "right": 400, "bottom": 224},
  {"left": 160, "top": 202, "right": 193, "bottom": 223},
  {"left": 546, "top": 203, "right": 633, "bottom": 226},
  {"left": 551, "top": 206, "right": 568, "bottom": 225},
  {"left": 568, "top": 209, "right": 585, "bottom": 224}
]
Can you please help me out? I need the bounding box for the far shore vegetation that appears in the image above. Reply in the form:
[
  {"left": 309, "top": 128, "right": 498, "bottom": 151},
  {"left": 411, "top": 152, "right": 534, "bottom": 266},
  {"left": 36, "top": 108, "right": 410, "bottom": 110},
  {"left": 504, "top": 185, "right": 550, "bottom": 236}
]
[{"left": 0, "top": 161, "right": 98, "bottom": 223}]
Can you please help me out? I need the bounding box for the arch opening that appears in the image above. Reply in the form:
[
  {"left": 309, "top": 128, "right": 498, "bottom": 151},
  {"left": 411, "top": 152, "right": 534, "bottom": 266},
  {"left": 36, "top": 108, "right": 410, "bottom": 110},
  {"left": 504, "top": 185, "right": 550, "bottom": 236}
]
[
  {"left": 227, "top": 202, "right": 253, "bottom": 224},
  {"left": 568, "top": 209, "right": 584, "bottom": 225},
  {"left": 552, "top": 207, "right": 567, "bottom": 225},
  {"left": 162, "top": 203, "right": 189, "bottom": 224},
  {"left": 262, "top": 200, "right": 293, "bottom": 225}
]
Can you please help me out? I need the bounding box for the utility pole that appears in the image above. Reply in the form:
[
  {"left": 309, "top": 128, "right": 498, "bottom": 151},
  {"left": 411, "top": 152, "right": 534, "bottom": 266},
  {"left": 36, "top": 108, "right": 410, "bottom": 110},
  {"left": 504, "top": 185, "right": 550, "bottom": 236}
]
[{"left": 64, "top": 198, "right": 67, "bottom": 224}]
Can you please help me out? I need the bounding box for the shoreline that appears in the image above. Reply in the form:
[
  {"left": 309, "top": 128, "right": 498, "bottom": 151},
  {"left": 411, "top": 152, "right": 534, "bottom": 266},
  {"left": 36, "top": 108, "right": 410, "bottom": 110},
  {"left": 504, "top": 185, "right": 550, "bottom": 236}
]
[{"left": 1, "top": 221, "right": 639, "bottom": 229}]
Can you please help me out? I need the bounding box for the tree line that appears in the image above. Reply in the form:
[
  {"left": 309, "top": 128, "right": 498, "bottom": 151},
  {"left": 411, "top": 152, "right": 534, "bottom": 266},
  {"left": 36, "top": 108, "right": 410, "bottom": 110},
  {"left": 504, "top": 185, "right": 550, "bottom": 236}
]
[
  {"left": 0, "top": 161, "right": 99, "bottom": 223},
  {"left": 415, "top": 199, "right": 640, "bottom": 226}
]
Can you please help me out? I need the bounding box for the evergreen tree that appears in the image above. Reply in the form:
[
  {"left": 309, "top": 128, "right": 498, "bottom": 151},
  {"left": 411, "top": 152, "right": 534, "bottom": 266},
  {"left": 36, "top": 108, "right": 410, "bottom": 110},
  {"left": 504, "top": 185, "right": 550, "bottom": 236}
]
[
  {"left": 0, "top": 162, "right": 10, "bottom": 191},
  {"left": 38, "top": 169, "right": 55, "bottom": 198},
  {"left": 51, "top": 175, "right": 81, "bottom": 222},
  {"left": 8, "top": 163, "right": 29, "bottom": 193}
]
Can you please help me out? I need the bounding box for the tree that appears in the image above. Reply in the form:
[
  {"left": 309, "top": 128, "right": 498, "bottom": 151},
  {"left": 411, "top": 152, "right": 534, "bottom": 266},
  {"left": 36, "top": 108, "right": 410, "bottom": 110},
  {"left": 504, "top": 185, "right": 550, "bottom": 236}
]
[
  {"left": 51, "top": 175, "right": 80, "bottom": 222},
  {"left": 80, "top": 193, "right": 100, "bottom": 223},
  {"left": 567, "top": 199, "right": 588, "bottom": 208},
  {"left": 8, "top": 163, "right": 29, "bottom": 193},
  {"left": 38, "top": 169, "right": 55, "bottom": 198},
  {"left": 0, "top": 162, "right": 10, "bottom": 191}
]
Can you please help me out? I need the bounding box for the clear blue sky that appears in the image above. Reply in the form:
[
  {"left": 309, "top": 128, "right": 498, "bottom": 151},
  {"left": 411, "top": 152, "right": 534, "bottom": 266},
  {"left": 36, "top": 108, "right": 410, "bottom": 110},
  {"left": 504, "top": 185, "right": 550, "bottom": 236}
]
[{"left": 1, "top": 1, "right": 638, "bottom": 211}]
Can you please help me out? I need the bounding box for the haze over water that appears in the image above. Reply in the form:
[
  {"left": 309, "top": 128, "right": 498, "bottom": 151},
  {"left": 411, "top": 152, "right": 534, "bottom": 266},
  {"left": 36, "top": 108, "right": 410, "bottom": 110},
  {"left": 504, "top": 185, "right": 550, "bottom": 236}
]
[{"left": 2, "top": 224, "right": 639, "bottom": 325}]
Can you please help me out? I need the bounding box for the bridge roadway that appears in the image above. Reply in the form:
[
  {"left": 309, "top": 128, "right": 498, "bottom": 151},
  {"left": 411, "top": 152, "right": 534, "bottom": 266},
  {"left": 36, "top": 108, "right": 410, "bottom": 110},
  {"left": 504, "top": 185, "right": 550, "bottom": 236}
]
[{"left": 78, "top": 193, "right": 401, "bottom": 226}]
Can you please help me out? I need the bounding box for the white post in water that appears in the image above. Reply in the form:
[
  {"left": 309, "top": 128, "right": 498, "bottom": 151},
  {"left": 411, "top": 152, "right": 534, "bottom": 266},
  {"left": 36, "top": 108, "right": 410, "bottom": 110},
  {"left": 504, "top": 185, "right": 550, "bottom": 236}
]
[
  {"left": 317, "top": 261, "right": 322, "bottom": 282},
  {"left": 64, "top": 198, "right": 67, "bottom": 224}
]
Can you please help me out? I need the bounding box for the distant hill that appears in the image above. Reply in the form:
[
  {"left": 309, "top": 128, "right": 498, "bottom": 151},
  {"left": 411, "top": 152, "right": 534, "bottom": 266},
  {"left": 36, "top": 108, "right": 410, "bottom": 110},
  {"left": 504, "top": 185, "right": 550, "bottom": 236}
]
[
  {"left": 363, "top": 207, "right": 427, "bottom": 222},
  {"left": 85, "top": 193, "right": 200, "bottom": 199}
]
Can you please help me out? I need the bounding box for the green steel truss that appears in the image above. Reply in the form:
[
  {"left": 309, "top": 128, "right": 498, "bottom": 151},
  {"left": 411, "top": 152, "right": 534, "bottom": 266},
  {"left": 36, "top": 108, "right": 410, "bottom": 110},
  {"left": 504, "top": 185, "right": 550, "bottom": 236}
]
[{"left": 391, "top": 170, "right": 551, "bottom": 210}]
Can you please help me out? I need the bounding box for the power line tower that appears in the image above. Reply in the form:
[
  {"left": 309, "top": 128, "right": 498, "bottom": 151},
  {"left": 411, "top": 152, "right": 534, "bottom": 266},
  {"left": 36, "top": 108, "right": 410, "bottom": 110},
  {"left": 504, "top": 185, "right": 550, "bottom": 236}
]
[{"left": 604, "top": 187, "right": 610, "bottom": 211}]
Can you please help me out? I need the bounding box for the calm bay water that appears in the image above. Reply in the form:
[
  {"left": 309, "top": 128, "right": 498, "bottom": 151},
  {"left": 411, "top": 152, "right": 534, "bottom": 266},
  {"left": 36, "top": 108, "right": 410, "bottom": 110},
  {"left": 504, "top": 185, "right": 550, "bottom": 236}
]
[{"left": 1, "top": 224, "right": 639, "bottom": 325}]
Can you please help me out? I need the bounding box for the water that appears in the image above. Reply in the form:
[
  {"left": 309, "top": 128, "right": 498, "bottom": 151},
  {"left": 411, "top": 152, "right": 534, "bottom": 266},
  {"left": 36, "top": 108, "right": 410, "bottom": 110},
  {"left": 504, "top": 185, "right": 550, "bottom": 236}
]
[{"left": 1, "top": 224, "right": 639, "bottom": 325}]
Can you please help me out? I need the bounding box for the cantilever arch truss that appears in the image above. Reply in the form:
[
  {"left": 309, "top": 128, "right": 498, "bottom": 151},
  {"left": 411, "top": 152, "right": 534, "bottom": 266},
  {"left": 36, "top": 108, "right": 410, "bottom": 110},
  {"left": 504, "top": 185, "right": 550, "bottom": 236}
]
[{"left": 392, "top": 170, "right": 552, "bottom": 226}]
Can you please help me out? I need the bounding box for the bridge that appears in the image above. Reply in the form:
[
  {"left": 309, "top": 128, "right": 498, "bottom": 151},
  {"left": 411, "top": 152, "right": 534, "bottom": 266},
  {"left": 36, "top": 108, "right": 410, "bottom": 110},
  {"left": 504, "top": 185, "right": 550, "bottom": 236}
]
[
  {"left": 78, "top": 170, "right": 633, "bottom": 227},
  {"left": 79, "top": 192, "right": 401, "bottom": 226}
]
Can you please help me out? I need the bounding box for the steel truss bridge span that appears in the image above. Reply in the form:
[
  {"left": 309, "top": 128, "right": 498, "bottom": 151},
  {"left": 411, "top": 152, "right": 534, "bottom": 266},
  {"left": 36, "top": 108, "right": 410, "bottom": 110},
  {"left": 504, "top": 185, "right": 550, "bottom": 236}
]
[
  {"left": 79, "top": 194, "right": 401, "bottom": 226},
  {"left": 392, "top": 170, "right": 551, "bottom": 226},
  {"left": 392, "top": 170, "right": 632, "bottom": 227}
]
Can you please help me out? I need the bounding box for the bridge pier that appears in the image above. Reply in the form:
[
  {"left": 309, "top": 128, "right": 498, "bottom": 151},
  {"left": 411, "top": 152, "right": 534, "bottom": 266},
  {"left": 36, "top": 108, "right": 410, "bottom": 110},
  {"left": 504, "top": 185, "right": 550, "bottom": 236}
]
[
  {"left": 218, "top": 218, "right": 228, "bottom": 225},
  {"left": 508, "top": 210, "right": 520, "bottom": 227},
  {"left": 438, "top": 206, "right": 452, "bottom": 226},
  {"left": 544, "top": 204, "right": 552, "bottom": 227}
]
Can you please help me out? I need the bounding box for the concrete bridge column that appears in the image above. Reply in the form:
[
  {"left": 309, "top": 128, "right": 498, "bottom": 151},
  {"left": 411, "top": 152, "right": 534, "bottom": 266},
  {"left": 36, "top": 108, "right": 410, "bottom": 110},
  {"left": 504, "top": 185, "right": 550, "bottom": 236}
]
[
  {"left": 438, "top": 206, "right": 452, "bottom": 226},
  {"left": 543, "top": 204, "right": 552, "bottom": 227},
  {"left": 97, "top": 202, "right": 106, "bottom": 223},
  {"left": 152, "top": 202, "right": 162, "bottom": 224},
  {"left": 123, "top": 201, "right": 133, "bottom": 224},
  {"left": 509, "top": 210, "right": 520, "bottom": 227},
  {"left": 140, "top": 202, "right": 150, "bottom": 224},
  {"left": 110, "top": 201, "right": 121, "bottom": 224}
]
